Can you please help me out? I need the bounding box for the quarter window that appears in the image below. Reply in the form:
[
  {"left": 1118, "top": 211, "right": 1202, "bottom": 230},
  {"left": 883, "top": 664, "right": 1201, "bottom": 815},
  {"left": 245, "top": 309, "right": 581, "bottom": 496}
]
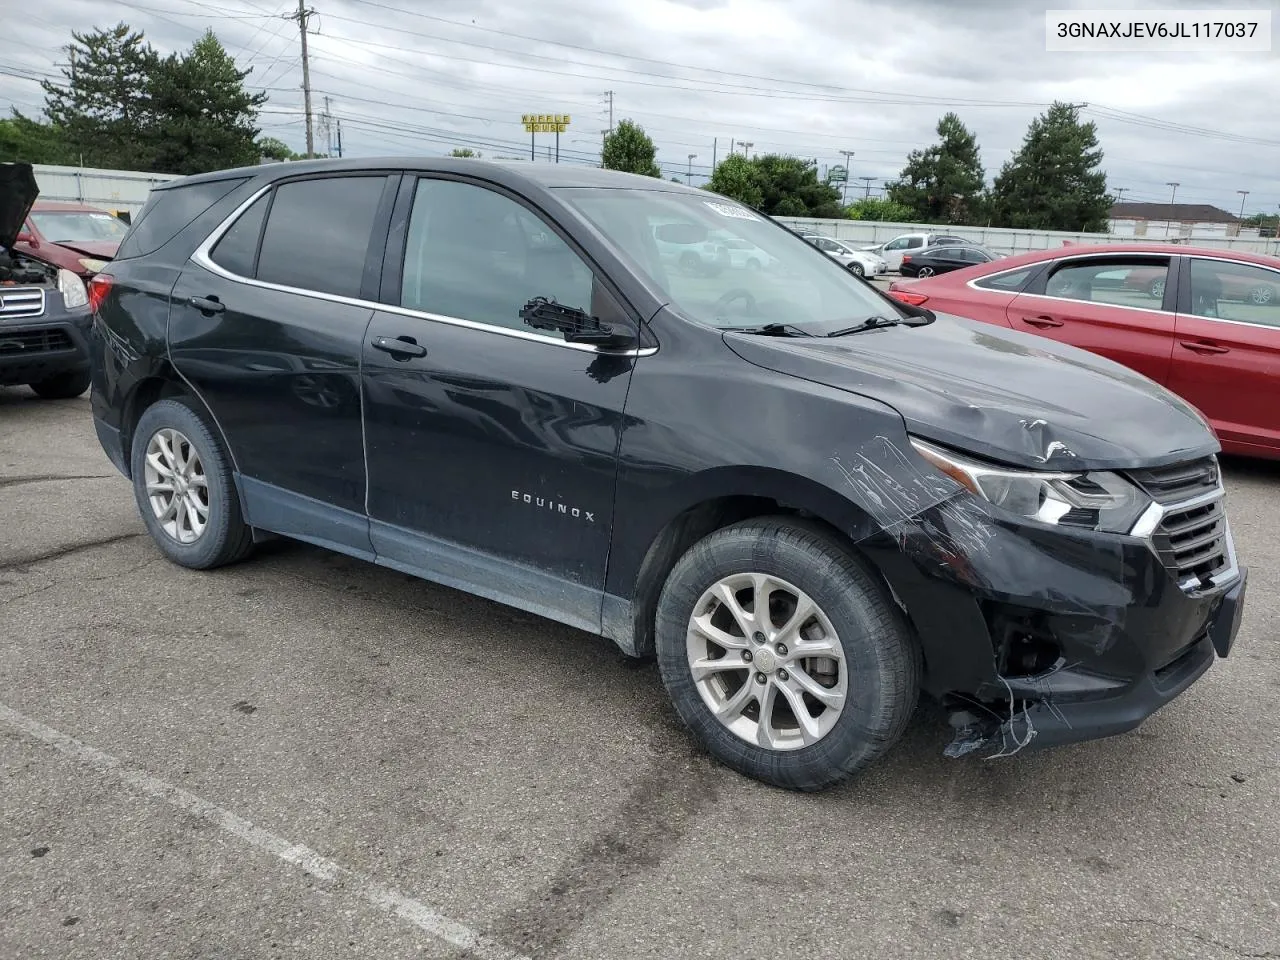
[
  {"left": 974, "top": 267, "right": 1035, "bottom": 292},
  {"left": 1188, "top": 258, "right": 1280, "bottom": 326},
  {"left": 400, "top": 179, "right": 594, "bottom": 338},
  {"left": 209, "top": 193, "right": 269, "bottom": 277},
  {"left": 255, "top": 176, "right": 387, "bottom": 298},
  {"left": 1044, "top": 258, "right": 1171, "bottom": 309},
  {"left": 115, "top": 177, "right": 248, "bottom": 260}
]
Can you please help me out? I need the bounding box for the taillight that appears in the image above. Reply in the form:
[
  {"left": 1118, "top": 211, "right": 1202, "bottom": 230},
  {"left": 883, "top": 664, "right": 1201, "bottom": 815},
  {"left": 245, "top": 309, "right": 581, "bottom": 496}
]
[
  {"left": 87, "top": 273, "right": 114, "bottom": 314},
  {"left": 889, "top": 290, "right": 929, "bottom": 306},
  {"left": 901, "top": 255, "right": 912, "bottom": 262}
]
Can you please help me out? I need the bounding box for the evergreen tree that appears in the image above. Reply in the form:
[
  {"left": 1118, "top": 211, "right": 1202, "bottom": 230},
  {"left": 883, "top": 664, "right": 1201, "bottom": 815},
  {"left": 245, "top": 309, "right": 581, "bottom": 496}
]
[
  {"left": 887, "top": 112, "right": 985, "bottom": 224},
  {"left": 42, "top": 23, "right": 158, "bottom": 169},
  {"left": 987, "top": 102, "right": 1111, "bottom": 231},
  {"left": 147, "top": 31, "right": 266, "bottom": 175}
]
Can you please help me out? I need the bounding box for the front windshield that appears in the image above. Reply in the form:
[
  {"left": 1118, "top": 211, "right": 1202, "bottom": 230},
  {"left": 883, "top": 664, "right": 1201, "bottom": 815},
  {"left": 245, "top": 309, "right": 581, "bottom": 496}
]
[
  {"left": 560, "top": 188, "right": 899, "bottom": 332},
  {"left": 29, "top": 211, "right": 129, "bottom": 244}
]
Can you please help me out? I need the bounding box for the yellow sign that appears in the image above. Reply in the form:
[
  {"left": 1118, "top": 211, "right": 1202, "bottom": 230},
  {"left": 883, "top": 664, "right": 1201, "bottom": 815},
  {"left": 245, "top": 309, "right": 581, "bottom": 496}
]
[{"left": 522, "top": 113, "right": 571, "bottom": 134}]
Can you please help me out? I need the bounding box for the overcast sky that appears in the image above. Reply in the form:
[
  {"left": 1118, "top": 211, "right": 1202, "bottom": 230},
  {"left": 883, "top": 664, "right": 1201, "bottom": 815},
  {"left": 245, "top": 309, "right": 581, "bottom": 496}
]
[{"left": 3, "top": 0, "right": 1277, "bottom": 216}]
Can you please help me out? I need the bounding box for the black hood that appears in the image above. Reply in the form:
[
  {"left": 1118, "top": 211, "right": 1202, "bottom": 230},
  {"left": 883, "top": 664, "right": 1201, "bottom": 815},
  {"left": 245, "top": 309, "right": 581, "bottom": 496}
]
[
  {"left": 0, "top": 162, "right": 38, "bottom": 250},
  {"left": 724, "top": 314, "right": 1219, "bottom": 472}
]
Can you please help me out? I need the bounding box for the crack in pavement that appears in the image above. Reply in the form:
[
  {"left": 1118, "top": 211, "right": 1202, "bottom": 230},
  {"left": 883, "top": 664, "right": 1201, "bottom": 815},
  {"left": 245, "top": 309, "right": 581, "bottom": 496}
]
[
  {"left": 0, "top": 533, "right": 145, "bottom": 573},
  {"left": 0, "top": 474, "right": 114, "bottom": 490},
  {"left": 0, "top": 556, "right": 163, "bottom": 607}
]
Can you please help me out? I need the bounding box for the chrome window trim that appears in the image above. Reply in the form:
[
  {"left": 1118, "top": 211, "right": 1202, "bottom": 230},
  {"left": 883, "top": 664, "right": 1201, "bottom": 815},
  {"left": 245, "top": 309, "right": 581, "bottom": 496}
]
[{"left": 191, "top": 183, "right": 658, "bottom": 358}]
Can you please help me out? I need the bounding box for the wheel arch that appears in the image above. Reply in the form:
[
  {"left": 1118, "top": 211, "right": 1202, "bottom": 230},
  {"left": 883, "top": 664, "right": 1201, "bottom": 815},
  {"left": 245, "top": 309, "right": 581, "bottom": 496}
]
[
  {"left": 612, "top": 466, "right": 896, "bottom": 659},
  {"left": 119, "top": 366, "right": 238, "bottom": 480}
]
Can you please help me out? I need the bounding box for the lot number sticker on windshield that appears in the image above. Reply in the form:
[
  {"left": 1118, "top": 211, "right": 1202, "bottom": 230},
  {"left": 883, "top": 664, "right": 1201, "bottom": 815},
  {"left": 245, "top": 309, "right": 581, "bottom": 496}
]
[{"left": 704, "top": 200, "right": 759, "bottom": 221}]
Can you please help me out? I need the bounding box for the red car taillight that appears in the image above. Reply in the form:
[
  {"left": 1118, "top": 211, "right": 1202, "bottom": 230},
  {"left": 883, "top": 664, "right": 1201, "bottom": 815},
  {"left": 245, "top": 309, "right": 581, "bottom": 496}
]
[
  {"left": 889, "top": 290, "right": 929, "bottom": 306},
  {"left": 88, "top": 273, "right": 114, "bottom": 314}
]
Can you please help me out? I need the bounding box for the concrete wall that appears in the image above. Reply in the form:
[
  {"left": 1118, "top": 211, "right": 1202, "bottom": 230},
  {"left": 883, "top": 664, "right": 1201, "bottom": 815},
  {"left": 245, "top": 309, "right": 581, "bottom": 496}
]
[
  {"left": 774, "top": 217, "right": 1280, "bottom": 257},
  {"left": 32, "top": 164, "right": 182, "bottom": 215}
]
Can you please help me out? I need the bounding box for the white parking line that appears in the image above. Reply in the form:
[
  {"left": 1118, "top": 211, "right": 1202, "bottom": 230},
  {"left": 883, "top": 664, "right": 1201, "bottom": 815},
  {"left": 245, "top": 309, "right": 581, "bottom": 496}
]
[{"left": 0, "top": 703, "right": 532, "bottom": 960}]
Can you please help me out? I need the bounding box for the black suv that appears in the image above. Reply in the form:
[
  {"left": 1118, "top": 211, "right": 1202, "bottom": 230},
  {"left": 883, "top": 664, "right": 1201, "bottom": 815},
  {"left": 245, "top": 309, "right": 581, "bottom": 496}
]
[
  {"left": 0, "top": 163, "right": 95, "bottom": 399},
  {"left": 90, "top": 159, "right": 1247, "bottom": 790}
]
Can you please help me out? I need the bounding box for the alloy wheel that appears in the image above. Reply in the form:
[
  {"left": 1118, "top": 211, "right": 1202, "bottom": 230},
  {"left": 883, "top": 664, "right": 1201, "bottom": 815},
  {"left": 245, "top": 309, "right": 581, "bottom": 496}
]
[
  {"left": 917, "top": 266, "right": 935, "bottom": 277},
  {"left": 1250, "top": 285, "right": 1273, "bottom": 305},
  {"left": 143, "top": 428, "right": 210, "bottom": 544},
  {"left": 686, "top": 572, "right": 848, "bottom": 750}
]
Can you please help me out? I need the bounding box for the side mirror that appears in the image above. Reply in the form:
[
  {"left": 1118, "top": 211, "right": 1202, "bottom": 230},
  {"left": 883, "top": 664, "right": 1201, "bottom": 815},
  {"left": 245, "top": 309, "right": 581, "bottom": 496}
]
[{"left": 520, "top": 297, "right": 633, "bottom": 348}]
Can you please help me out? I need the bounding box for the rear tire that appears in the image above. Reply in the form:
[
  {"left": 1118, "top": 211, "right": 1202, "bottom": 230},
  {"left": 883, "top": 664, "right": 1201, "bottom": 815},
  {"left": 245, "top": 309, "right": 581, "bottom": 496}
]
[
  {"left": 655, "top": 518, "right": 920, "bottom": 791},
  {"left": 29, "top": 369, "right": 90, "bottom": 399},
  {"left": 916, "top": 266, "right": 935, "bottom": 278},
  {"left": 130, "top": 397, "right": 254, "bottom": 570}
]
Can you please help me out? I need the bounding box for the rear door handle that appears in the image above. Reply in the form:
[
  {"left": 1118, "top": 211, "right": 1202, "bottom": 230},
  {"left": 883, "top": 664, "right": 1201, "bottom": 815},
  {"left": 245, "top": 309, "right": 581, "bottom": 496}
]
[
  {"left": 1179, "top": 340, "right": 1229, "bottom": 355},
  {"left": 371, "top": 335, "right": 427, "bottom": 359},
  {"left": 188, "top": 296, "right": 225, "bottom": 314},
  {"left": 1022, "top": 315, "right": 1063, "bottom": 328}
]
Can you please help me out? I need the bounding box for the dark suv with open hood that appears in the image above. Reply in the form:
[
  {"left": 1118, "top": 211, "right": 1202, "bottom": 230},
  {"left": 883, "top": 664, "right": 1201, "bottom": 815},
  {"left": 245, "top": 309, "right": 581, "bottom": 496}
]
[
  {"left": 88, "top": 159, "right": 1247, "bottom": 790},
  {"left": 0, "top": 163, "right": 95, "bottom": 399}
]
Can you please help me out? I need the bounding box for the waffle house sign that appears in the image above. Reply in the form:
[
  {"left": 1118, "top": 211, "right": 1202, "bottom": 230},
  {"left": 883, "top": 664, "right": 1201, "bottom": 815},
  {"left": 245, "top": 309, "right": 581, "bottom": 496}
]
[{"left": 522, "top": 114, "right": 571, "bottom": 134}]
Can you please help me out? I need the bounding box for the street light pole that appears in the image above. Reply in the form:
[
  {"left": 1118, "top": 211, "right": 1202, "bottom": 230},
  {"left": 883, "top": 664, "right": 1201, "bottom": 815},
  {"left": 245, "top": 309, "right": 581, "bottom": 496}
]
[
  {"left": 1165, "top": 182, "right": 1179, "bottom": 238},
  {"left": 740, "top": 141, "right": 753, "bottom": 157},
  {"left": 840, "top": 149, "right": 855, "bottom": 205},
  {"left": 859, "top": 175, "right": 875, "bottom": 200},
  {"left": 687, "top": 153, "right": 697, "bottom": 184},
  {"left": 1237, "top": 189, "right": 1250, "bottom": 219}
]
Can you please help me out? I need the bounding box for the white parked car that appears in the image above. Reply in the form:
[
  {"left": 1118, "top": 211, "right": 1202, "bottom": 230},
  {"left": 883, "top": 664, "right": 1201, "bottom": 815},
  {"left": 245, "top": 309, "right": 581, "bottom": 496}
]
[
  {"left": 713, "top": 233, "right": 777, "bottom": 271},
  {"left": 798, "top": 233, "right": 888, "bottom": 277},
  {"left": 860, "top": 232, "right": 972, "bottom": 271}
]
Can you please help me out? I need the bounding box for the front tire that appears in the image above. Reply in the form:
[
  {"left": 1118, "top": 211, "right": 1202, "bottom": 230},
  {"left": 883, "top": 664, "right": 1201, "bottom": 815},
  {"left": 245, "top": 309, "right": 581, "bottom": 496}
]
[
  {"left": 29, "top": 369, "right": 90, "bottom": 399},
  {"left": 848, "top": 262, "right": 865, "bottom": 278},
  {"left": 655, "top": 518, "right": 920, "bottom": 791},
  {"left": 130, "top": 397, "right": 254, "bottom": 570}
]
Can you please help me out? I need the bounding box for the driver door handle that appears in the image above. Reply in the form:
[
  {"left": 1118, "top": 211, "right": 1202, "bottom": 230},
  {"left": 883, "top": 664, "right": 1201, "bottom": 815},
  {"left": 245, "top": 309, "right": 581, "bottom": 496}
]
[
  {"left": 188, "top": 296, "right": 225, "bottom": 314},
  {"left": 371, "top": 335, "right": 427, "bottom": 359},
  {"left": 1179, "top": 340, "right": 1229, "bottom": 355},
  {"left": 1022, "top": 315, "right": 1063, "bottom": 328}
]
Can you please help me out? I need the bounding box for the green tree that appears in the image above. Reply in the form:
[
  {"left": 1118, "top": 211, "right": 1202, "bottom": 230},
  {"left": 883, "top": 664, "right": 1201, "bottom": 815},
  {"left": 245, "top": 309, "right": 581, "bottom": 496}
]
[
  {"left": 256, "top": 136, "right": 301, "bottom": 162},
  {"left": 705, "top": 154, "right": 763, "bottom": 208},
  {"left": 751, "top": 154, "right": 844, "bottom": 218},
  {"left": 845, "top": 197, "right": 914, "bottom": 222},
  {"left": 0, "top": 111, "right": 74, "bottom": 164},
  {"left": 601, "top": 119, "right": 661, "bottom": 178},
  {"left": 146, "top": 30, "right": 266, "bottom": 175},
  {"left": 42, "top": 22, "right": 159, "bottom": 169},
  {"left": 987, "top": 101, "right": 1110, "bottom": 231},
  {"left": 449, "top": 147, "right": 480, "bottom": 158},
  {"left": 887, "top": 112, "right": 985, "bottom": 224}
]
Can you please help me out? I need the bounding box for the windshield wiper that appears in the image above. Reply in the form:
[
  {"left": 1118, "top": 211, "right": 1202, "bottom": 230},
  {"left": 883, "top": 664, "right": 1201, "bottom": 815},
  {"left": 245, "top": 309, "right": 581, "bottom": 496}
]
[
  {"left": 720, "top": 323, "right": 814, "bottom": 337},
  {"left": 825, "top": 316, "right": 906, "bottom": 337}
]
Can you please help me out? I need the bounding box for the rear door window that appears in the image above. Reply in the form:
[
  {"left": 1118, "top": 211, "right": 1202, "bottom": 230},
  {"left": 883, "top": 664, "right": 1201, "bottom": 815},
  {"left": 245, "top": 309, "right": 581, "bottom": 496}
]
[
  {"left": 1043, "top": 257, "right": 1172, "bottom": 309},
  {"left": 254, "top": 176, "right": 387, "bottom": 298},
  {"left": 115, "top": 177, "right": 248, "bottom": 259}
]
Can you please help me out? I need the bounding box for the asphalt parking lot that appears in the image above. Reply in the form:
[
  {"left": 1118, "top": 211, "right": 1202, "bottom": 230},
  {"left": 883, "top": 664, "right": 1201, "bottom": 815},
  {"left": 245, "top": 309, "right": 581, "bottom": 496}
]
[{"left": 2, "top": 388, "right": 1278, "bottom": 960}]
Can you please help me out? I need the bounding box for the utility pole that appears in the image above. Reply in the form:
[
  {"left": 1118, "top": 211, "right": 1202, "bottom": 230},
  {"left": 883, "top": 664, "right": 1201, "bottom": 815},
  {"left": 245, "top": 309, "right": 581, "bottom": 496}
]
[
  {"left": 1165, "top": 181, "right": 1179, "bottom": 237},
  {"left": 740, "top": 141, "right": 753, "bottom": 158},
  {"left": 335, "top": 119, "right": 342, "bottom": 158},
  {"left": 712, "top": 137, "right": 717, "bottom": 172},
  {"left": 319, "top": 94, "right": 332, "bottom": 156},
  {"left": 839, "top": 149, "right": 855, "bottom": 205},
  {"left": 286, "top": 0, "right": 316, "bottom": 158},
  {"left": 1237, "top": 189, "right": 1249, "bottom": 219},
  {"left": 1113, "top": 186, "right": 1128, "bottom": 203},
  {"left": 686, "top": 153, "right": 696, "bottom": 184},
  {"left": 604, "top": 90, "right": 614, "bottom": 133},
  {"left": 859, "top": 175, "right": 875, "bottom": 200}
]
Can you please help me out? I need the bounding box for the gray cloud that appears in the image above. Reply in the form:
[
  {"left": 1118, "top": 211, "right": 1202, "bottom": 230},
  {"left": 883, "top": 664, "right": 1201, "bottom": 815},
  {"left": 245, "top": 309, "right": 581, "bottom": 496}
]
[{"left": 3, "top": 0, "right": 1277, "bottom": 214}]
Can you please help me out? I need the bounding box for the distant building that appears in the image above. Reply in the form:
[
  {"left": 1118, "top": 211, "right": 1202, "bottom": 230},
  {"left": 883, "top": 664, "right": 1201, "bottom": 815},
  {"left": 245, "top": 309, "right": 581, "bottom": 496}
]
[{"left": 1109, "top": 202, "right": 1242, "bottom": 239}]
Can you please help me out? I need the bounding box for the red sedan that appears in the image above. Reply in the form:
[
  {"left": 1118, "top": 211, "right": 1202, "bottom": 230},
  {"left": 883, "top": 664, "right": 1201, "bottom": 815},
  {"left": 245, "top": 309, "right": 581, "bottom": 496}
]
[
  {"left": 887, "top": 243, "right": 1280, "bottom": 459},
  {"left": 14, "top": 200, "right": 128, "bottom": 279}
]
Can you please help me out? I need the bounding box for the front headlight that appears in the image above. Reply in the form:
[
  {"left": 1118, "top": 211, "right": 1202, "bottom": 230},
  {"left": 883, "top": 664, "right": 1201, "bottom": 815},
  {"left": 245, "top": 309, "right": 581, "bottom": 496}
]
[
  {"left": 910, "top": 437, "right": 1150, "bottom": 534},
  {"left": 58, "top": 269, "right": 89, "bottom": 309},
  {"left": 78, "top": 257, "right": 109, "bottom": 274}
]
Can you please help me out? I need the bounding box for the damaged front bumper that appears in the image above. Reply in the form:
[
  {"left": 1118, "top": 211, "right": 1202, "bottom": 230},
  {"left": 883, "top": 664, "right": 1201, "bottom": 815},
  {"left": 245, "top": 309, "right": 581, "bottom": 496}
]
[{"left": 861, "top": 479, "right": 1247, "bottom": 760}]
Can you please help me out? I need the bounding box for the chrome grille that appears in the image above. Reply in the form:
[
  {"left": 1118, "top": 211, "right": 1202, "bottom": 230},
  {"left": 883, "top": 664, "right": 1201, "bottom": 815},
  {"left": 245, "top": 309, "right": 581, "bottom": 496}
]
[
  {"left": 0, "top": 287, "right": 46, "bottom": 320},
  {"left": 1128, "top": 457, "right": 1231, "bottom": 590},
  {"left": 1126, "top": 457, "right": 1219, "bottom": 504}
]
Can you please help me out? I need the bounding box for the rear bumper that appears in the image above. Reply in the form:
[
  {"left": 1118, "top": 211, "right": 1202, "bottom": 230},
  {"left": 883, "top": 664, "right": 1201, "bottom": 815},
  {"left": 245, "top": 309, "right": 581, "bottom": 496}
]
[{"left": 0, "top": 309, "right": 92, "bottom": 386}]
